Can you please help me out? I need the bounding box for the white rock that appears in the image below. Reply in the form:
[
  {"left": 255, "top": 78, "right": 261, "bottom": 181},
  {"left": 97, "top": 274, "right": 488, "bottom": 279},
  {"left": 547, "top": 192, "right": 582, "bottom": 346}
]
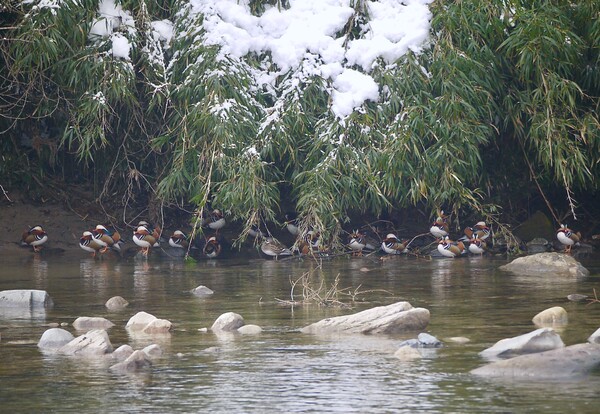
[
  {"left": 0, "top": 289, "right": 54, "bottom": 308},
  {"left": 394, "top": 346, "right": 422, "bottom": 360},
  {"left": 59, "top": 329, "right": 113, "bottom": 356},
  {"left": 588, "top": 327, "right": 600, "bottom": 344},
  {"left": 105, "top": 296, "right": 129, "bottom": 311},
  {"left": 142, "top": 319, "right": 172, "bottom": 334},
  {"left": 480, "top": 328, "right": 564, "bottom": 360},
  {"left": 301, "top": 302, "right": 430, "bottom": 335},
  {"left": 472, "top": 343, "right": 600, "bottom": 378},
  {"left": 112, "top": 344, "right": 134, "bottom": 361},
  {"left": 499, "top": 252, "right": 589, "bottom": 278},
  {"left": 38, "top": 328, "right": 74, "bottom": 350},
  {"left": 238, "top": 324, "right": 262, "bottom": 335},
  {"left": 447, "top": 337, "right": 471, "bottom": 344},
  {"left": 532, "top": 306, "right": 568, "bottom": 327},
  {"left": 73, "top": 316, "right": 115, "bottom": 331},
  {"left": 110, "top": 350, "right": 152, "bottom": 373},
  {"left": 143, "top": 344, "right": 162, "bottom": 359},
  {"left": 211, "top": 312, "right": 245, "bottom": 332},
  {"left": 191, "top": 286, "right": 214, "bottom": 297},
  {"left": 126, "top": 311, "right": 158, "bottom": 332}
]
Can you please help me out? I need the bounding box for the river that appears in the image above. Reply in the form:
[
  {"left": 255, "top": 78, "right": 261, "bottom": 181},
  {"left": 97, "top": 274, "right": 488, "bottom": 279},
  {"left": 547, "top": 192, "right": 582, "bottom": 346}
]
[{"left": 1, "top": 250, "right": 599, "bottom": 413}]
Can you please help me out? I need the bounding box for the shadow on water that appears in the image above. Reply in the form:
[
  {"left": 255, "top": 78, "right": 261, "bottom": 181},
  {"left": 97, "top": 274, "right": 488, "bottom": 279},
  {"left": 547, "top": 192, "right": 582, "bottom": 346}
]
[{"left": 0, "top": 252, "right": 599, "bottom": 413}]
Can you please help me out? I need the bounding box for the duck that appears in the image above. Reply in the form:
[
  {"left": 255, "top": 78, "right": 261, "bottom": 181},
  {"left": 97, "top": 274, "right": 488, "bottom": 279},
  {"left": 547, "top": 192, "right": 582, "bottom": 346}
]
[
  {"left": 556, "top": 224, "right": 581, "bottom": 254},
  {"left": 348, "top": 230, "right": 367, "bottom": 256},
  {"left": 203, "top": 209, "right": 226, "bottom": 233},
  {"left": 381, "top": 234, "right": 408, "bottom": 255},
  {"left": 260, "top": 237, "right": 293, "bottom": 259},
  {"left": 21, "top": 225, "right": 48, "bottom": 252},
  {"left": 285, "top": 213, "right": 299, "bottom": 237},
  {"left": 136, "top": 220, "right": 161, "bottom": 240},
  {"left": 94, "top": 224, "right": 122, "bottom": 253},
  {"left": 437, "top": 236, "right": 467, "bottom": 258},
  {"left": 295, "top": 230, "right": 320, "bottom": 256},
  {"left": 463, "top": 221, "right": 491, "bottom": 241},
  {"left": 468, "top": 236, "right": 488, "bottom": 255},
  {"left": 79, "top": 230, "right": 105, "bottom": 258},
  {"left": 203, "top": 236, "right": 222, "bottom": 258},
  {"left": 133, "top": 225, "right": 160, "bottom": 256},
  {"left": 168, "top": 230, "right": 189, "bottom": 250}
]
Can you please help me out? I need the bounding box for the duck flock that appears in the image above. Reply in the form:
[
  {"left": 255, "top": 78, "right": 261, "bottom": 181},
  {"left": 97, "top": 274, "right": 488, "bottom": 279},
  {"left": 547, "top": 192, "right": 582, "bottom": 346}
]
[{"left": 19, "top": 209, "right": 583, "bottom": 259}]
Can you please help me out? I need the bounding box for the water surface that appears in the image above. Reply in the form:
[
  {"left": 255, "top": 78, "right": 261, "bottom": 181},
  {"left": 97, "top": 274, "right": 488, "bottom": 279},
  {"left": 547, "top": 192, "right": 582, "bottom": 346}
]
[{"left": 1, "top": 251, "right": 599, "bottom": 413}]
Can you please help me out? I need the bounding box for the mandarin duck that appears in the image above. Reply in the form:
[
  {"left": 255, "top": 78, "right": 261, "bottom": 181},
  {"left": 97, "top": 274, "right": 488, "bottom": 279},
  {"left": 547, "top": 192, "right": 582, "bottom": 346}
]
[
  {"left": 348, "top": 230, "right": 367, "bottom": 256},
  {"left": 21, "top": 225, "right": 48, "bottom": 252},
  {"left": 437, "top": 236, "right": 467, "bottom": 258},
  {"left": 467, "top": 236, "right": 488, "bottom": 255},
  {"left": 295, "top": 230, "right": 320, "bottom": 256},
  {"left": 79, "top": 230, "right": 105, "bottom": 258},
  {"left": 168, "top": 230, "right": 189, "bottom": 250},
  {"left": 463, "top": 221, "right": 491, "bottom": 241},
  {"left": 136, "top": 221, "right": 161, "bottom": 240},
  {"left": 203, "top": 236, "right": 222, "bottom": 258},
  {"left": 260, "top": 237, "right": 293, "bottom": 259},
  {"left": 556, "top": 224, "right": 581, "bottom": 254},
  {"left": 203, "top": 209, "right": 226, "bottom": 233},
  {"left": 133, "top": 225, "right": 160, "bottom": 256},
  {"left": 94, "top": 225, "right": 123, "bottom": 253},
  {"left": 381, "top": 234, "right": 409, "bottom": 255},
  {"left": 285, "top": 213, "right": 299, "bottom": 237}
]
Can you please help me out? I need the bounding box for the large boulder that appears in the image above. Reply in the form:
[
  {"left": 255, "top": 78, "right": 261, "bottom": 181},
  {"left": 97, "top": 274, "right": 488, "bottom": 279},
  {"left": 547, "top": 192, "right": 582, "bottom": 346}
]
[
  {"left": 300, "top": 302, "right": 430, "bottom": 335},
  {"left": 126, "top": 311, "right": 158, "bottom": 332},
  {"left": 59, "top": 329, "right": 113, "bottom": 356},
  {"left": 472, "top": 343, "right": 600, "bottom": 379},
  {"left": 211, "top": 312, "right": 245, "bottom": 332},
  {"left": 72, "top": 316, "right": 115, "bottom": 331},
  {"left": 191, "top": 286, "right": 214, "bottom": 297},
  {"left": 0, "top": 289, "right": 54, "bottom": 308},
  {"left": 499, "top": 253, "right": 589, "bottom": 278},
  {"left": 38, "top": 328, "right": 74, "bottom": 350},
  {"left": 479, "top": 328, "right": 564, "bottom": 360}
]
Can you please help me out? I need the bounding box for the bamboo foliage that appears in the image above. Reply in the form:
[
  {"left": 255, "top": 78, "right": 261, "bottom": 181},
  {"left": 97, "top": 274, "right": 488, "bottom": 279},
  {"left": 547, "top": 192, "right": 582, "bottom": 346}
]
[{"left": 0, "top": 0, "right": 598, "bottom": 239}]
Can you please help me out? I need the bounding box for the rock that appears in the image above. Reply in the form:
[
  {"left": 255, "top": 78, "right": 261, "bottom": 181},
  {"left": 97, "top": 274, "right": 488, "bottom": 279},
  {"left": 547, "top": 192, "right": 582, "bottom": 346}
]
[
  {"left": 211, "top": 312, "right": 245, "bottom": 332},
  {"left": 394, "top": 346, "right": 422, "bottom": 360},
  {"left": 398, "top": 333, "right": 443, "bottom": 349},
  {"left": 72, "top": 316, "right": 115, "bottom": 331},
  {"left": 479, "top": 328, "right": 564, "bottom": 360},
  {"left": 499, "top": 252, "right": 589, "bottom": 278},
  {"left": 447, "top": 336, "right": 470, "bottom": 344},
  {"left": 191, "top": 286, "right": 214, "bottom": 297},
  {"left": 59, "top": 329, "right": 113, "bottom": 356},
  {"left": 567, "top": 294, "right": 589, "bottom": 302},
  {"left": 300, "top": 302, "right": 430, "bottom": 335},
  {"left": 589, "top": 327, "right": 600, "bottom": 344},
  {"left": 238, "top": 324, "right": 262, "bottom": 335},
  {"left": 142, "top": 319, "right": 172, "bottom": 334},
  {"left": 126, "top": 311, "right": 158, "bottom": 332},
  {"left": 532, "top": 306, "right": 568, "bottom": 327},
  {"left": 0, "top": 289, "right": 54, "bottom": 308},
  {"left": 471, "top": 343, "right": 600, "bottom": 379},
  {"left": 112, "top": 344, "right": 134, "bottom": 361},
  {"left": 143, "top": 344, "right": 162, "bottom": 359},
  {"left": 38, "top": 328, "right": 74, "bottom": 350},
  {"left": 513, "top": 210, "right": 555, "bottom": 242},
  {"left": 105, "top": 296, "right": 129, "bottom": 311},
  {"left": 110, "top": 350, "right": 152, "bottom": 373}
]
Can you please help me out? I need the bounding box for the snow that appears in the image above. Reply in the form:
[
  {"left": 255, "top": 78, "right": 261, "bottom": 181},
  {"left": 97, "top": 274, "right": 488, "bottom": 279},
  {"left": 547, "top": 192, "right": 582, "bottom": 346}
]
[
  {"left": 111, "top": 33, "right": 130, "bottom": 60},
  {"left": 188, "top": 0, "right": 433, "bottom": 118}
]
